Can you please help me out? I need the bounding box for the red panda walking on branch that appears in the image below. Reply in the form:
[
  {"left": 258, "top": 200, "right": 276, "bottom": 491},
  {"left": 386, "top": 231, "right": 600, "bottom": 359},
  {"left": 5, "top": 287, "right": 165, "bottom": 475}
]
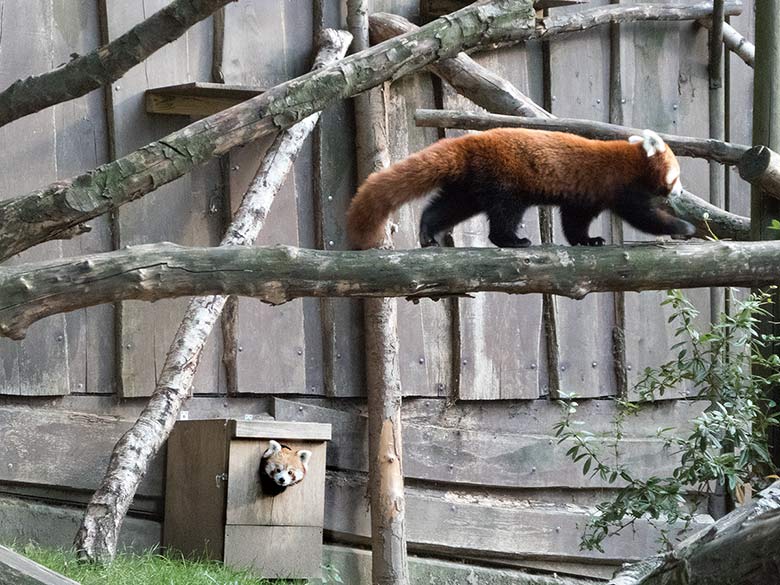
[{"left": 346, "top": 128, "right": 695, "bottom": 249}]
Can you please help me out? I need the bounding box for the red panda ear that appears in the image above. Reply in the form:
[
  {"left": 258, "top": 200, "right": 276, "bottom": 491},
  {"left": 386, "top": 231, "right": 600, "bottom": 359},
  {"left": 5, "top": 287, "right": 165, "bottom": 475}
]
[
  {"left": 263, "top": 440, "right": 282, "bottom": 458},
  {"left": 297, "top": 450, "right": 312, "bottom": 470}
]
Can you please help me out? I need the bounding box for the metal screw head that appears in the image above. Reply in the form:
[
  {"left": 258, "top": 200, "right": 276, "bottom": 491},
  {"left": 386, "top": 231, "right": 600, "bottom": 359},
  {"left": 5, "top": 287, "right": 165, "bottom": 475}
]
[
  {"left": 592, "top": 361, "right": 598, "bottom": 368},
  {"left": 418, "top": 357, "right": 425, "bottom": 364},
  {"left": 297, "top": 349, "right": 303, "bottom": 356},
  {"left": 238, "top": 346, "right": 244, "bottom": 352}
]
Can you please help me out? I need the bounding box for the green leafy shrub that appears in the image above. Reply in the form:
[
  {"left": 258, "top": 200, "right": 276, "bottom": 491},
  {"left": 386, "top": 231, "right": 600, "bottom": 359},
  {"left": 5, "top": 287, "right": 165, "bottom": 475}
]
[{"left": 554, "top": 288, "right": 780, "bottom": 552}]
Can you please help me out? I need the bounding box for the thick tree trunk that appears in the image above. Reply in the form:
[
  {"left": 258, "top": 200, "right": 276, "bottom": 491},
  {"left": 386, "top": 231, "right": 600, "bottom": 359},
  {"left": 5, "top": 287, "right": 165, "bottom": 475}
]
[
  {"left": 0, "top": 0, "right": 535, "bottom": 264},
  {"left": 71, "top": 29, "right": 352, "bottom": 564},
  {"left": 0, "top": 0, "right": 236, "bottom": 129},
  {"left": 608, "top": 482, "right": 780, "bottom": 585},
  {"left": 369, "top": 13, "right": 748, "bottom": 242},
  {"left": 3, "top": 241, "right": 780, "bottom": 340},
  {"left": 349, "top": 1, "right": 410, "bottom": 582}
]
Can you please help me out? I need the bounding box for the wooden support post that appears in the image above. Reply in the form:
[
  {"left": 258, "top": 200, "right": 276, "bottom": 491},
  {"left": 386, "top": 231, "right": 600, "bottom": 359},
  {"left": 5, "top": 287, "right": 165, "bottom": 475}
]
[
  {"left": 348, "top": 2, "right": 409, "bottom": 584},
  {"left": 708, "top": 0, "right": 726, "bottom": 332},
  {"left": 751, "top": 0, "right": 780, "bottom": 467}
]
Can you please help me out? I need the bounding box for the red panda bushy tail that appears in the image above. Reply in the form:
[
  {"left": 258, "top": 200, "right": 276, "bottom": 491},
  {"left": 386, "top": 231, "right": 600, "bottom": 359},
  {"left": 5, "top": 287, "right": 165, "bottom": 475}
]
[{"left": 346, "top": 139, "right": 466, "bottom": 249}]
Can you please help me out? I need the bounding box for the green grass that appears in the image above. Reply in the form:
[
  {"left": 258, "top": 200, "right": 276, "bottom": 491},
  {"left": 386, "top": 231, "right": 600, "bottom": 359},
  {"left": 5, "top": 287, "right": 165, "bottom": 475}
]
[{"left": 8, "top": 543, "right": 299, "bottom": 585}]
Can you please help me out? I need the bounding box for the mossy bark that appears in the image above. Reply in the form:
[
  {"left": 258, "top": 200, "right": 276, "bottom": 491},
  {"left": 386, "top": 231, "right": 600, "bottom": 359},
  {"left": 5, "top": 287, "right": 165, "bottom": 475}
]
[{"left": 2, "top": 241, "right": 780, "bottom": 341}]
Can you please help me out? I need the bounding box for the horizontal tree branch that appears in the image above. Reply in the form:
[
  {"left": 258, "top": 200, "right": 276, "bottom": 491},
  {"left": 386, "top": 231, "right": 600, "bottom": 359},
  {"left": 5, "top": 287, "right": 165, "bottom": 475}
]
[
  {"left": 0, "top": 0, "right": 537, "bottom": 264},
  {"left": 1, "top": 241, "right": 778, "bottom": 340},
  {"left": 528, "top": 1, "right": 742, "bottom": 43},
  {"left": 0, "top": 0, "right": 236, "bottom": 129},
  {"left": 415, "top": 108, "right": 750, "bottom": 164},
  {"left": 698, "top": 18, "right": 755, "bottom": 67}
]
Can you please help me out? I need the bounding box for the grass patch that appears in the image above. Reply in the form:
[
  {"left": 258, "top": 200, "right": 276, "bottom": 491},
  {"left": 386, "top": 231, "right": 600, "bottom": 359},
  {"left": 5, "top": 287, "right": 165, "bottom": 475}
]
[{"left": 7, "top": 543, "right": 300, "bottom": 585}]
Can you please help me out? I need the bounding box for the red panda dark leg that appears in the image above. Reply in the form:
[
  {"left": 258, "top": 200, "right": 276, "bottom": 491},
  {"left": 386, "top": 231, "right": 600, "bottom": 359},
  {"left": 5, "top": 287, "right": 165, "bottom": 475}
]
[
  {"left": 614, "top": 198, "right": 695, "bottom": 237},
  {"left": 419, "top": 190, "right": 481, "bottom": 247},
  {"left": 485, "top": 198, "right": 531, "bottom": 248},
  {"left": 560, "top": 204, "right": 605, "bottom": 246}
]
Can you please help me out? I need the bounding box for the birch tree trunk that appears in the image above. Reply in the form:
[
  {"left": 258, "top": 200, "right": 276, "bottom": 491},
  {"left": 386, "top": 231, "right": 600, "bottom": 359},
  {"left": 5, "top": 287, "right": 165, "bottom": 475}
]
[
  {"left": 349, "top": 1, "right": 410, "bottom": 583},
  {"left": 72, "top": 29, "right": 352, "bottom": 564}
]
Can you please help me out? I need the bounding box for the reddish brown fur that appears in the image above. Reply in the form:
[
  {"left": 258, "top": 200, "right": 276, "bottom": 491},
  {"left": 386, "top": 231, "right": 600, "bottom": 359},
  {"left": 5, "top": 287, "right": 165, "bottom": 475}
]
[{"left": 346, "top": 128, "right": 681, "bottom": 249}]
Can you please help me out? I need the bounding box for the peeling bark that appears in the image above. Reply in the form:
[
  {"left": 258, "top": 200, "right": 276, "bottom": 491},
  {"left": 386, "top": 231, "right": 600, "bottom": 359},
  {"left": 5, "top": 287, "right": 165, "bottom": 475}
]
[
  {"left": 0, "top": 0, "right": 236, "bottom": 129},
  {"left": 71, "top": 29, "right": 352, "bottom": 564},
  {"left": 3, "top": 241, "right": 780, "bottom": 341},
  {"left": 608, "top": 482, "right": 780, "bottom": 585},
  {"left": 0, "top": 0, "right": 535, "bottom": 264}
]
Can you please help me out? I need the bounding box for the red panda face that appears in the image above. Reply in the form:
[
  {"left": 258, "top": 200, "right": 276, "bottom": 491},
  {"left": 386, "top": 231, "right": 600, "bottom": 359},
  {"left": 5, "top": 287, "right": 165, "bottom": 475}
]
[
  {"left": 629, "top": 130, "right": 683, "bottom": 197},
  {"left": 261, "top": 440, "right": 311, "bottom": 488}
]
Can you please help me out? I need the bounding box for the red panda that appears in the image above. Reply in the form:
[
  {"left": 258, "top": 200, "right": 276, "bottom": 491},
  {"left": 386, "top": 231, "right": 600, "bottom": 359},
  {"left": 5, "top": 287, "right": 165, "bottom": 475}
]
[
  {"left": 259, "top": 439, "right": 311, "bottom": 496},
  {"left": 346, "top": 128, "right": 694, "bottom": 249}
]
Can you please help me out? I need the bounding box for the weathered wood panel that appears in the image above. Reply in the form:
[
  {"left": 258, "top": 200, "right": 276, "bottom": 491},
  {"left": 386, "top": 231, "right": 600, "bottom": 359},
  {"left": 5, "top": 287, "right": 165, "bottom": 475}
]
[
  {"left": 0, "top": 407, "right": 162, "bottom": 497},
  {"left": 324, "top": 471, "right": 705, "bottom": 564},
  {"left": 275, "top": 399, "right": 693, "bottom": 489},
  {"left": 221, "top": 0, "right": 320, "bottom": 395},
  {"left": 224, "top": 525, "right": 323, "bottom": 579},
  {"left": 726, "top": 1, "right": 754, "bottom": 219},
  {"left": 105, "top": 0, "right": 225, "bottom": 397},
  {"left": 0, "top": 545, "right": 79, "bottom": 585},
  {"left": 0, "top": 496, "right": 160, "bottom": 552},
  {"left": 617, "top": 1, "right": 712, "bottom": 399},
  {"left": 0, "top": 0, "right": 84, "bottom": 396},
  {"left": 548, "top": 1, "right": 616, "bottom": 398},
  {"left": 322, "top": 543, "right": 601, "bottom": 585},
  {"left": 442, "top": 43, "right": 546, "bottom": 399}
]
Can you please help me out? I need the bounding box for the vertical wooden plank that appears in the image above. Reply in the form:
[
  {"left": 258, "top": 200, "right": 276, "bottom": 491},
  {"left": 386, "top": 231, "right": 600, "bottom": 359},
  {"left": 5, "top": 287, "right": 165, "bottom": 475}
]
[
  {"left": 221, "top": 0, "right": 317, "bottom": 394},
  {"left": 0, "top": 0, "right": 69, "bottom": 396},
  {"left": 443, "top": 45, "right": 546, "bottom": 400},
  {"left": 106, "top": 0, "right": 225, "bottom": 397},
  {"left": 384, "top": 73, "right": 454, "bottom": 398},
  {"left": 618, "top": 0, "right": 712, "bottom": 399},
  {"left": 548, "top": 1, "right": 617, "bottom": 398},
  {"left": 726, "top": 0, "right": 754, "bottom": 219},
  {"left": 53, "top": 0, "right": 114, "bottom": 395}
]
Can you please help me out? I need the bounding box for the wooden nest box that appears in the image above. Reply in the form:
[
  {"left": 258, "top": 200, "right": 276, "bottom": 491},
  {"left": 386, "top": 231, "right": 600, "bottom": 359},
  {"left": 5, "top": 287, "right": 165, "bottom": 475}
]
[{"left": 164, "top": 419, "right": 331, "bottom": 580}]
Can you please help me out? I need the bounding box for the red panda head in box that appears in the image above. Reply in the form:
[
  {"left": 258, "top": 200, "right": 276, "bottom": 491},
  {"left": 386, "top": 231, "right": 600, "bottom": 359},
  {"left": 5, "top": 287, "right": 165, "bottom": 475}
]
[{"left": 259, "top": 439, "right": 312, "bottom": 496}]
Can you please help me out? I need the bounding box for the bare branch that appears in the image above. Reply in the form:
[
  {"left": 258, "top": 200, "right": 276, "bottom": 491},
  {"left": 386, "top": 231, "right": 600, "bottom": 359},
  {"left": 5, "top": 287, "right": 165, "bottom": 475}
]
[
  {"left": 698, "top": 19, "right": 755, "bottom": 68},
  {"left": 415, "top": 108, "right": 750, "bottom": 164},
  {"left": 0, "top": 0, "right": 237, "bottom": 128},
  {"left": 2, "top": 241, "right": 779, "bottom": 341}
]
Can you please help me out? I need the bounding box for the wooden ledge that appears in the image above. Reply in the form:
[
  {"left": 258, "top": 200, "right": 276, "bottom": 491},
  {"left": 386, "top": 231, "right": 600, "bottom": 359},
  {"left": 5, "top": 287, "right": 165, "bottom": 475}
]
[{"left": 145, "top": 82, "right": 265, "bottom": 117}]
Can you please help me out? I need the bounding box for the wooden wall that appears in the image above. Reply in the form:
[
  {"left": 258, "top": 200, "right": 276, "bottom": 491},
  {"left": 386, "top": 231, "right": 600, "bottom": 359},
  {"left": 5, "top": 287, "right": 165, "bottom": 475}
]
[{"left": 0, "top": 0, "right": 756, "bottom": 580}]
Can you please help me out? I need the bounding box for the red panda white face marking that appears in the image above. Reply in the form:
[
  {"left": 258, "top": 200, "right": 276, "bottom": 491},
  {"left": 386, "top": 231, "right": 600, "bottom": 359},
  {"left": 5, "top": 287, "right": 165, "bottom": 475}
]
[{"left": 261, "top": 439, "right": 311, "bottom": 489}]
